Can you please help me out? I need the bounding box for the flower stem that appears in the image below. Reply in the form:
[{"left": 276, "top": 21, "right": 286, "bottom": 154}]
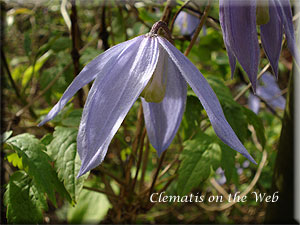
[
  {"left": 169, "top": 0, "right": 191, "bottom": 33},
  {"left": 184, "top": 1, "right": 211, "bottom": 57}
]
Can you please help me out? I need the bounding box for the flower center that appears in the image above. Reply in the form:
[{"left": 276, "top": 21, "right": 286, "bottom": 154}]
[{"left": 141, "top": 47, "right": 168, "bottom": 103}]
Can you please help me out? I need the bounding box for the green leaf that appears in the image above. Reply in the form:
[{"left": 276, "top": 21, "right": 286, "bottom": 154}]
[
  {"left": 24, "top": 32, "right": 31, "bottom": 56},
  {"left": 67, "top": 188, "right": 110, "bottom": 223},
  {"left": 5, "top": 133, "right": 71, "bottom": 205},
  {"left": 6, "top": 153, "right": 23, "bottom": 170},
  {"left": 177, "top": 133, "right": 221, "bottom": 195},
  {"left": 22, "top": 50, "right": 53, "bottom": 88},
  {"left": 207, "top": 76, "right": 249, "bottom": 142},
  {"left": 181, "top": 93, "right": 203, "bottom": 140},
  {"left": 4, "top": 171, "right": 47, "bottom": 223},
  {"left": 219, "top": 142, "right": 238, "bottom": 184},
  {"left": 47, "top": 126, "right": 89, "bottom": 202},
  {"left": 243, "top": 107, "right": 266, "bottom": 148}
]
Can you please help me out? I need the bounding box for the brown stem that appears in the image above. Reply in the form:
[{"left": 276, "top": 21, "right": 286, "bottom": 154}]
[
  {"left": 97, "top": 166, "right": 125, "bottom": 186},
  {"left": 123, "top": 104, "right": 144, "bottom": 193},
  {"left": 132, "top": 128, "right": 146, "bottom": 191},
  {"left": 148, "top": 150, "right": 167, "bottom": 197},
  {"left": 83, "top": 186, "right": 118, "bottom": 199},
  {"left": 70, "top": 0, "right": 84, "bottom": 108},
  {"left": 170, "top": 0, "right": 191, "bottom": 33},
  {"left": 160, "top": 0, "right": 173, "bottom": 24},
  {"left": 98, "top": 1, "right": 109, "bottom": 50},
  {"left": 139, "top": 136, "right": 150, "bottom": 192},
  {"left": 184, "top": 0, "right": 211, "bottom": 57}
]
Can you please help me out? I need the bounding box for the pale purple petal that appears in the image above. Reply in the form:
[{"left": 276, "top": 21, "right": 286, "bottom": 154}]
[
  {"left": 38, "top": 36, "right": 141, "bottom": 126},
  {"left": 274, "top": 0, "right": 300, "bottom": 63},
  {"left": 257, "top": 72, "right": 286, "bottom": 110},
  {"left": 219, "top": 1, "right": 236, "bottom": 79},
  {"left": 248, "top": 93, "right": 261, "bottom": 114},
  {"left": 142, "top": 57, "right": 187, "bottom": 156},
  {"left": 158, "top": 37, "right": 256, "bottom": 164},
  {"left": 175, "top": 11, "right": 200, "bottom": 36},
  {"left": 260, "top": 0, "right": 283, "bottom": 78},
  {"left": 77, "top": 36, "right": 159, "bottom": 177},
  {"left": 219, "top": 0, "right": 259, "bottom": 91}
]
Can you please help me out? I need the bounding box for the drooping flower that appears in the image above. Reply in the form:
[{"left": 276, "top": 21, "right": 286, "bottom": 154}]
[
  {"left": 174, "top": 11, "right": 200, "bottom": 36},
  {"left": 219, "top": 0, "right": 299, "bottom": 92},
  {"left": 248, "top": 72, "right": 286, "bottom": 114},
  {"left": 39, "top": 21, "right": 256, "bottom": 177}
]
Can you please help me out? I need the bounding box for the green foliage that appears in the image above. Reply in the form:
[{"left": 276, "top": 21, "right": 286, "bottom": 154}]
[
  {"left": 177, "top": 132, "right": 221, "bottom": 195},
  {"left": 242, "top": 107, "right": 266, "bottom": 148},
  {"left": 67, "top": 181, "right": 111, "bottom": 224},
  {"left": 5, "top": 133, "right": 71, "bottom": 206},
  {"left": 4, "top": 171, "right": 47, "bottom": 224},
  {"left": 181, "top": 92, "right": 203, "bottom": 140},
  {"left": 47, "top": 126, "right": 89, "bottom": 203}
]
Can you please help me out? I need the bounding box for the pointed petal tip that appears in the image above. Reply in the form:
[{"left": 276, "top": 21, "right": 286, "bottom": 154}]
[
  {"left": 242, "top": 152, "right": 257, "bottom": 165},
  {"left": 77, "top": 166, "right": 89, "bottom": 178}
]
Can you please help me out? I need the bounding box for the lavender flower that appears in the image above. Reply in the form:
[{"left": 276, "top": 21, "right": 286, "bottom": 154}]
[
  {"left": 248, "top": 72, "right": 286, "bottom": 114},
  {"left": 174, "top": 11, "right": 200, "bottom": 36},
  {"left": 39, "top": 21, "right": 256, "bottom": 177},
  {"left": 219, "top": 0, "right": 299, "bottom": 92}
]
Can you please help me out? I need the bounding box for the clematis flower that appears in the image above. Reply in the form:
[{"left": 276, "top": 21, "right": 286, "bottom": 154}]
[
  {"left": 39, "top": 21, "right": 255, "bottom": 177},
  {"left": 248, "top": 72, "right": 286, "bottom": 114},
  {"left": 219, "top": 0, "right": 299, "bottom": 92},
  {"left": 174, "top": 11, "right": 200, "bottom": 36}
]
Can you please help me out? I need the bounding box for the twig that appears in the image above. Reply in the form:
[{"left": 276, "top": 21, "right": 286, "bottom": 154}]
[
  {"left": 169, "top": 0, "right": 191, "bottom": 33},
  {"left": 83, "top": 185, "right": 118, "bottom": 199},
  {"left": 148, "top": 151, "right": 167, "bottom": 197},
  {"left": 97, "top": 166, "right": 125, "bottom": 186},
  {"left": 198, "top": 150, "right": 267, "bottom": 211},
  {"left": 139, "top": 136, "right": 150, "bottom": 192},
  {"left": 70, "top": 0, "right": 84, "bottom": 108},
  {"left": 15, "top": 33, "right": 97, "bottom": 118},
  {"left": 234, "top": 63, "right": 270, "bottom": 101},
  {"left": 98, "top": 1, "right": 109, "bottom": 50},
  {"left": 160, "top": 0, "right": 173, "bottom": 24},
  {"left": 2, "top": 48, "right": 37, "bottom": 119},
  {"left": 184, "top": 0, "right": 210, "bottom": 57},
  {"left": 132, "top": 128, "right": 146, "bottom": 191},
  {"left": 124, "top": 104, "right": 144, "bottom": 187}
]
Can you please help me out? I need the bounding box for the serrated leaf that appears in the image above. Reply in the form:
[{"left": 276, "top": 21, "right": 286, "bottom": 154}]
[
  {"left": 219, "top": 142, "right": 238, "bottom": 184},
  {"left": 4, "top": 171, "right": 47, "bottom": 223},
  {"left": 48, "top": 126, "right": 89, "bottom": 202},
  {"left": 243, "top": 107, "right": 266, "bottom": 148},
  {"left": 177, "top": 133, "right": 221, "bottom": 195},
  {"left": 181, "top": 93, "right": 204, "bottom": 140},
  {"left": 6, "top": 153, "right": 23, "bottom": 169},
  {"left": 5, "top": 133, "right": 71, "bottom": 205}
]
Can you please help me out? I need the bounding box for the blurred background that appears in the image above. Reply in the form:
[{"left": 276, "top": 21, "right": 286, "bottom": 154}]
[{"left": 1, "top": 0, "right": 298, "bottom": 224}]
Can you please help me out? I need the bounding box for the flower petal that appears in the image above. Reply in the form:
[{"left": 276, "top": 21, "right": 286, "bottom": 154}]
[
  {"left": 142, "top": 56, "right": 187, "bottom": 156},
  {"left": 219, "top": 2, "right": 236, "bottom": 79},
  {"left": 77, "top": 36, "right": 159, "bottom": 177},
  {"left": 274, "top": 0, "right": 300, "bottom": 63},
  {"left": 260, "top": 0, "right": 283, "bottom": 78},
  {"left": 248, "top": 93, "right": 261, "bottom": 114},
  {"left": 219, "top": 0, "right": 259, "bottom": 91},
  {"left": 158, "top": 37, "right": 256, "bottom": 164},
  {"left": 38, "top": 36, "right": 142, "bottom": 126},
  {"left": 257, "top": 72, "right": 286, "bottom": 110}
]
